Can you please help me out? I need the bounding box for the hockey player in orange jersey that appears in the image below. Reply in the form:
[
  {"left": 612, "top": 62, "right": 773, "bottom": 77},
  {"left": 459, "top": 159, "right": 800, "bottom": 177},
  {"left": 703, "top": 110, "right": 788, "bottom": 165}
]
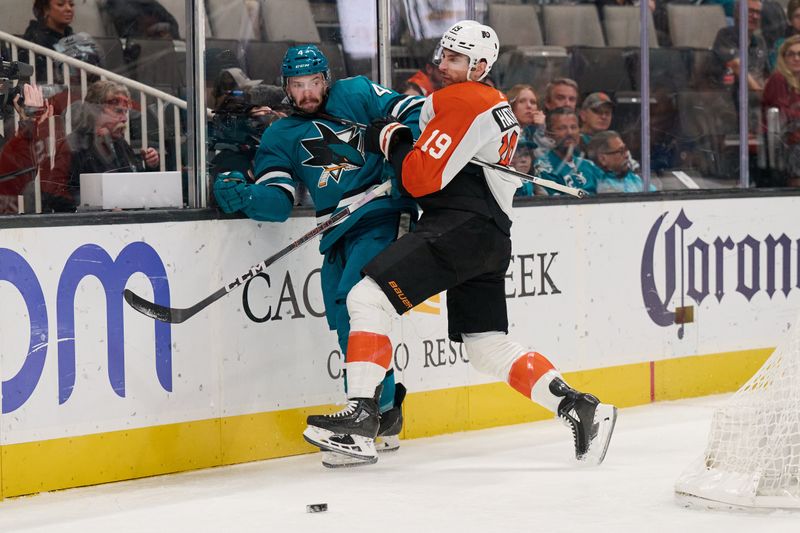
[{"left": 302, "top": 20, "right": 618, "bottom": 467}]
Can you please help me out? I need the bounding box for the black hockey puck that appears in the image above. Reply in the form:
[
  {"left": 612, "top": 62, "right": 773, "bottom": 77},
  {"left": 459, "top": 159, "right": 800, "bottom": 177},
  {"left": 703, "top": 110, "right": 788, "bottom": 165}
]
[{"left": 306, "top": 503, "right": 328, "bottom": 513}]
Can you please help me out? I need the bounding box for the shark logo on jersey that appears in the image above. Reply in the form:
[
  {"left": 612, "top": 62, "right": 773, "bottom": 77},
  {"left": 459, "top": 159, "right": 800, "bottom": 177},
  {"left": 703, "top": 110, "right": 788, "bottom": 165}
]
[{"left": 301, "top": 122, "right": 365, "bottom": 188}]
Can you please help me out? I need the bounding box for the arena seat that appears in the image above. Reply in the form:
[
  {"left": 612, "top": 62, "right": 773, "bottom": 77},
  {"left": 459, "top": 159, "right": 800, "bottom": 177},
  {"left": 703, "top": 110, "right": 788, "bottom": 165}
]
[
  {"left": 72, "top": 0, "right": 110, "bottom": 37},
  {"left": 602, "top": 6, "right": 659, "bottom": 48},
  {"left": 2, "top": 0, "right": 32, "bottom": 36},
  {"left": 570, "top": 46, "right": 636, "bottom": 96},
  {"left": 206, "top": 0, "right": 262, "bottom": 40},
  {"left": 245, "top": 41, "right": 292, "bottom": 85},
  {"left": 260, "top": 0, "right": 321, "bottom": 43},
  {"left": 675, "top": 90, "right": 739, "bottom": 177},
  {"left": 543, "top": 5, "right": 605, "bottom": 47},
  {"left": 488, "top": 3, "right": 544, "bottom": 47},
  {"left": 140, "top": 0, "right": 212, "bottom": 39},
  {"left": 666, "top": 4, "right": 726, "bottom": 49},
  {"left": 92, "top": 36, "right": 130, "bottom": 75},
  {"left": 627, "top": 47, "right": 692, "bottom": 92},
  {"left": 492, "top": 46, "right": 569, "bottom": 95},
  {"left": 126, "top": 39, "right": 186, "bottom": 94}
]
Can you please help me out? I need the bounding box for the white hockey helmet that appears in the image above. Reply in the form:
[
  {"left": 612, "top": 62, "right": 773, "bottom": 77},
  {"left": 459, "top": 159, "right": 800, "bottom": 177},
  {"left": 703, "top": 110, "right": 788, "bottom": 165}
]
[{"left": 433, "top": 20, "right": 499, "bottom": 82}]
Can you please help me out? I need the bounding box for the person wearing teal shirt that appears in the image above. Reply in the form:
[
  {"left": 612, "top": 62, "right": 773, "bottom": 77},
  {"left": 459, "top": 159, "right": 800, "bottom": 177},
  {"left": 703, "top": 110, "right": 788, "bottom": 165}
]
[
  {"left": 532, "top": 107, "right": 597, "bottom": 195},
  {"left": 585, "top": 131, "right": 656, "bottom": 193}
]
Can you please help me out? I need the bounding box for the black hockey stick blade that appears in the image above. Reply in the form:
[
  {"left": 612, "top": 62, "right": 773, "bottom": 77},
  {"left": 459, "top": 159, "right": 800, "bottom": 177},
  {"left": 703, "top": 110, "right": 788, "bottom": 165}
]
[
  {"left": 123, "top": 181, "right": 392, "bottom": 324},
  {"left": 123, "top": 286, "right": 227, "bottom": 324}
]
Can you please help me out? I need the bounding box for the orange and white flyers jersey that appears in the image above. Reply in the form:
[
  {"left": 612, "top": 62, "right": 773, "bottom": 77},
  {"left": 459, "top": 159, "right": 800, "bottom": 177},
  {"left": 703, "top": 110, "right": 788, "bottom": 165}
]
[{"left": 401, "top": 81, "right": 521, "bottom": 218}]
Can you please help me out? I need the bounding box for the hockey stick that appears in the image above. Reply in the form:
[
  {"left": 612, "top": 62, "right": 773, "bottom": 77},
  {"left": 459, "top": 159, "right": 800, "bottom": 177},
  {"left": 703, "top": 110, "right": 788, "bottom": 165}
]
[
  {"left": 123, "top": 180, "right": 393, "bottom": 323},
  {"left": 302, "top": 111, "right": 587, "bottom": 199}
]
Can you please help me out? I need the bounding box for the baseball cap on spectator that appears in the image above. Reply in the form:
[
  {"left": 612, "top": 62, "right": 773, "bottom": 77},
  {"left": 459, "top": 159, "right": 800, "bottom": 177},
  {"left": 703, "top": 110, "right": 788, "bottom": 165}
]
[{"left": 581, "top": 92, "right": 614, "bottom": 111}]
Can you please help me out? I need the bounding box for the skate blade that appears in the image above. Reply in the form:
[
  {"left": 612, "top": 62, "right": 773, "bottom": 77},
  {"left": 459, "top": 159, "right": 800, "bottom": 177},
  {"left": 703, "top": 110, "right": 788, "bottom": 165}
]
[
  {"left": 303, "top": 426, "right": 378, "bottom": 462},
  {"left": 321, "top": 451, "right": 378, "bottom": 468},
  {"left": 580, "top": 403, "right": 617, "bottom": 466},
  {"left": 375, "top": 434, "right": 400, "bottom": 453}
]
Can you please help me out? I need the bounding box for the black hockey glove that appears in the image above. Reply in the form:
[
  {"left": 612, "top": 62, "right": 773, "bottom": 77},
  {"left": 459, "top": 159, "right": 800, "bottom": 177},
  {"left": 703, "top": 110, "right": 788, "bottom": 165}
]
[{"left": 364, "top": 116, "right": 413, "bottom": 161}]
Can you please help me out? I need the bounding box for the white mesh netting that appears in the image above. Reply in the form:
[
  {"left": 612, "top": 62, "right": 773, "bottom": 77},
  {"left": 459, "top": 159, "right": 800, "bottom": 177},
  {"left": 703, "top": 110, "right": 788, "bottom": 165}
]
[{"left": 675, "top": 321, "right": 800, "bottom": 510}]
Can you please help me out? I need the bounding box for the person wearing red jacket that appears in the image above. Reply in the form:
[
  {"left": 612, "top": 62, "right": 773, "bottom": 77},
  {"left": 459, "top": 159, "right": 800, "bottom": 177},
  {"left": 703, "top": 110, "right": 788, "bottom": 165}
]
[{"left": 763, "top": 34, "right": 800, "bottom": 186}]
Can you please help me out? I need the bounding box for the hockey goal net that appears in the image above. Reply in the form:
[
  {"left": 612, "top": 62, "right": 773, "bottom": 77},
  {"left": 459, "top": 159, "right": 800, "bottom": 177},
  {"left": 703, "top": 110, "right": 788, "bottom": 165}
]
[{"left": 675, "top": 321, "right": 800, "bottom": 511}]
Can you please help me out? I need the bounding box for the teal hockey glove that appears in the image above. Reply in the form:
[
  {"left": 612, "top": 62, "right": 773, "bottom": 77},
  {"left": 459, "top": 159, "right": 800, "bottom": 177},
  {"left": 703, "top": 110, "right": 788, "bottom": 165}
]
[{"left": 213, "top": 171, "right": 251, "bottom": 213}]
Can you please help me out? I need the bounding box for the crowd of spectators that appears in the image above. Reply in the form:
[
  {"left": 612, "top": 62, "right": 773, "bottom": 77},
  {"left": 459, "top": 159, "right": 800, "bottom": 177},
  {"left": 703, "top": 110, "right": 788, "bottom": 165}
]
[
  {"left": 500, "top": 80, "right": 648, "bottom": 196},
  {"left": 497, "top": 0, "right": 800, "bottom": 195},
  {"left": 6, "top": 0, "right": 800, "bottom": 215}
]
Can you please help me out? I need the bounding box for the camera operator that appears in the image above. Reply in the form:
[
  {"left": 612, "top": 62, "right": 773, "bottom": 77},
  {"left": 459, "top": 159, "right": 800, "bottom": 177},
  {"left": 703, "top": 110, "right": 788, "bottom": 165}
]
[
  {"left": 208, "top": 66, "right": 288, "bottom": 182},
  {"left": 0, "top": 83, "right": 54, "bottom": 214}
]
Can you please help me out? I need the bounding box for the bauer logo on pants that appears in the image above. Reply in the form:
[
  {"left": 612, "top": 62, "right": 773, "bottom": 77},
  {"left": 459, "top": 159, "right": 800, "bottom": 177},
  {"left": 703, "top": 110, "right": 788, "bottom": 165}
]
[{"left": 388, "top": 280, "right": 413, "bottom": 309}]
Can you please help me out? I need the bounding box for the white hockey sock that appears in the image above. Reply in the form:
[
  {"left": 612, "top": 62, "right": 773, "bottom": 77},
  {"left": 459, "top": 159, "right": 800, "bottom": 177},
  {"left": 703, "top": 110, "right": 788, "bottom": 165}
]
[
  {"left": 463, "top": 332, "right": 564, "bottom": 413},
  {"left": 345, "top": 277, "right": 396, "bottom": 399}
]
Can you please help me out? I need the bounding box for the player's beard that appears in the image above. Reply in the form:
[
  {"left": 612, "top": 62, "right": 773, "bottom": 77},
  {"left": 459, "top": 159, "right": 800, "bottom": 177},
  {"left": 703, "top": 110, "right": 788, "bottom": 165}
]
[{"left": 297, "top": 97, "right": 322, "bottom": 114}]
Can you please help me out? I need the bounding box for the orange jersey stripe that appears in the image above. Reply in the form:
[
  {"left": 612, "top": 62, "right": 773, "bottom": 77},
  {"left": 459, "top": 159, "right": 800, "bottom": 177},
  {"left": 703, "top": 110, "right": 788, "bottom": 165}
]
[
  {"left": 508, "top": 352, "right": 555, "bottom": 397},
  {"left": 346, "top": 331, "right": 393, "bottom": 368},
  {"left": 401, "top": 81, "right": 512, "bottom": 198}
]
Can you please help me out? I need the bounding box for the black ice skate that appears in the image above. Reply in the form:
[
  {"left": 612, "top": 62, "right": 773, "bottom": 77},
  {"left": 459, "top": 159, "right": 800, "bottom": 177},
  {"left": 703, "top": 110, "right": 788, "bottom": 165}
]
[
  {"left": 320, "top": 384, "right": 406, "bottom": 468},
  {"left": 375, "top": 383, "right": 405, "bottom": 453},
  {"left": 303, "top": 396, "right": 380, "bottom": 465},
  {"left": 551, "top": 378, "right": 617, "bottom": 465}
]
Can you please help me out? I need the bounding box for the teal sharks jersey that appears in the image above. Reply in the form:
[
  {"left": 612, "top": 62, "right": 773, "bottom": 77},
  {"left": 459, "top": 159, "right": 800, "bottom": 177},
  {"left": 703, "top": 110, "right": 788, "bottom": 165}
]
[
  {"left": 533, "top": 149, "right": 598, "bottom": 196},
  {"left": 252, "top": 76, "right": 423, "bottom": 252}
]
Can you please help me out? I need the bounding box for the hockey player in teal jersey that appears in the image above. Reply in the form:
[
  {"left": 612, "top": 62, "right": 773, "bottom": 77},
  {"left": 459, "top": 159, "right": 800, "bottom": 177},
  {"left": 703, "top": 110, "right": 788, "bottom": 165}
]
[{"left": 213, "top": 44, "right": 423, "bottom": 467}]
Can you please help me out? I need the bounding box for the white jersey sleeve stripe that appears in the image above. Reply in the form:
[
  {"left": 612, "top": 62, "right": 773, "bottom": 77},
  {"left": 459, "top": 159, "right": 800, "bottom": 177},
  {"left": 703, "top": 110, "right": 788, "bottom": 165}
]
[
  {"left": 256, "top": 170, "right": 292, "bottom": 184},
  {"left": 392, "top": 95, "right": 424, "bottom": 119}
]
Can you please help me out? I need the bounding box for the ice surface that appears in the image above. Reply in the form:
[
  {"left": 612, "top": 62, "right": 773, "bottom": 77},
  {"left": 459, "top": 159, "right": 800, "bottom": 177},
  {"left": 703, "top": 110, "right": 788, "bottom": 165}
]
[{"left": 1, "top": 395, "right": 798, "bottom": 533}]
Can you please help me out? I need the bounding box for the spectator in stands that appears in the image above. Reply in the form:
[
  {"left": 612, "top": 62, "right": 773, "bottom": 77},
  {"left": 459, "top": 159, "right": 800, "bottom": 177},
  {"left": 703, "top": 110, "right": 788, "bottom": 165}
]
[
  {"left": 532, "top": 107, "right": 597, "bottom": 196},
  {"left": 712, "top": 0, "right": 769, "bottom": 95},
  {"left": 768, "top": 0, "right": 800, "bottom": 70},
  {"left": 543, "top": 78, "right": 579, "bottom": 113},
  {"left": 585, "top": 131, "right": 656, "bottom": 193},
  {"left": 762, "top": 0, "right": 789, "bottom": 65},
  {"left": 506, "top": 84, "right": 549, "bottom": 158},
  {"left": 42, "top": 80, "right": 160, "bottom": 211},
  {"left": 0, "top": 84, "right": 53, "bottom": 214},
  {"left": 511, "top": 141, "right": 536, "bottom": 197},
  {"left": 762, "top": 35, "right": 800, "bottom": 187},
  {"left": 103, "top": 0, "right": 180, "bottom": 39},
  {"left": 578, "top": 92, "right": 613, "bottom": 148},
  {"left": 579, "top": 92, "right": 642, "bottom": 173},
  {"left": 402, "top": 54, "right": 443, "bottom": 97},
  {"left": 21, "top": 0, "right": 76, "bottom": 82}
]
